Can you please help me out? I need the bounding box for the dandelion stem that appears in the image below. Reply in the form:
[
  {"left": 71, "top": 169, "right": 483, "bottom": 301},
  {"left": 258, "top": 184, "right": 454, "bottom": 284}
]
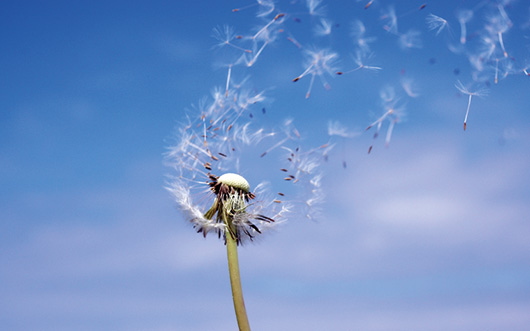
[
  {"left": 463, "top": 94, "right": 472, "bottom": 131},
  {"left": 226, "top": 229, "right": 251, "bottom": 331}
]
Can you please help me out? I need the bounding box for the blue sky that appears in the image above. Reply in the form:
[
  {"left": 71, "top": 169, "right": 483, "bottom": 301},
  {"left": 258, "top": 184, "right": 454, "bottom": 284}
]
[{"left": 1, "top": 0, "right": 530, "bottom": 330}]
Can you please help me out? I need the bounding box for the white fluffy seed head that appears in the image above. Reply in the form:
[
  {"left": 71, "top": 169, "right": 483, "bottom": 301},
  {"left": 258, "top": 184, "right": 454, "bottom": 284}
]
[{"left": 218, "top": 173, "right": 250, "bottom": 192}]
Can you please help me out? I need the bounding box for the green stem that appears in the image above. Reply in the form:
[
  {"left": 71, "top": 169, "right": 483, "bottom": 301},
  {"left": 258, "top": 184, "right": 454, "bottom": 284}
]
[{"left": 226, "top": 233, "right": 251, "bottom": 331}]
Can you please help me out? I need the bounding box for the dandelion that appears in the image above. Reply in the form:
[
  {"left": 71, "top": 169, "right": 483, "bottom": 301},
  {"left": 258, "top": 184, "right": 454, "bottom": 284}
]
[
  {"left": 166, "top": 87, "right": 300, "bottom": 239},
  {"left": 426, "top": 13, "right": 449, "bottom": 36},
  {"left": 292, "top": 48, "right": 339, "bottom": 98},
  {"left": 166, "top": 71, "right": 327, "bottom": 329},
  {"left": 455, "top": 80, "right": 489, "bottom": 130}
]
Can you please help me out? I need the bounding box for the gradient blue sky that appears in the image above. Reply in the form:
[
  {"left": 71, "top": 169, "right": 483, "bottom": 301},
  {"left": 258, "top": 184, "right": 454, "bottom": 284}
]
[{"left": 1, "top": 1, "right": 530, "bottom": 330}]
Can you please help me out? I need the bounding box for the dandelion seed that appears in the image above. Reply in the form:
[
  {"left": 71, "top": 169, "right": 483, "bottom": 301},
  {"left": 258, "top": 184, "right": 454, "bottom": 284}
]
[
  {"left": 381, "top": 6, "right": 398, "bottom": 35},
  {"left": 365, "top": 86, "right": 406, "bottom": 153},
  {"left": 498, "top": 32, "right": 508, "bottom": 58},
  {"left": 212, "top": 25, "right": 252, "bottom": 53},
  {"left": 252, "top": 13, "right": 285, "bottom": 40},
  {"left": 400, "top": 77, "right": 420, "bottom": 97},
  {"left": 232, "top": 0, "right": 275, "bottom": 17},
  {"left": 287, "top": 35, "right": 303, "bottom": 49},
  {"left": 327, "top": 121, "right": 357, "bottom": 169},
  {"left": 351, "top": 20, "right": 377, "bottom": 55},
  {"left": 314, "top": 18, "right": 333, "bottom": 36},
  {"left": 489, "top": 56, "right": 514, "bottom": 85},
  {"left": 398, "top": 29, "right": 422, "bottom": 49},
  {"left": 364, "top": 0, "right": 374, "bottom": 10},
  {"left": 232, "top": 2, "right": 258, "bottom": 13},
  {"left": 292, "top": 48, "right": 339, "bottom": 98},
  {"left": 485, "top": 9, "right": 512, "bottom": 58},
  {"left": 426, "top": 13, "right": 448, "bottom": 36},
  {"left": 239, "top": 15, "right": 282, "bottom": 67},
  {"left": 328, "top": 120, "right": 358, "bottom": 138},
  {"left": 455, "top": 80, "right": 489, "bottom": 130},
  {"left": 225, "top": 64, "right": 232, "bottom": 97},
  {"left": 338, "top": 51, "right": 381, "bottom": 75},
  {"left": 306, "top": 0, "right": 325, "bottom": 16},
  {"left": 456, "top": 9, "right": 473, "bottom": 44},
  {"left": 497, "top": 3, "right": 512, "bottom": 29},
  {"left": 495, "top": 58, "right": 499, "bottom": 84}
]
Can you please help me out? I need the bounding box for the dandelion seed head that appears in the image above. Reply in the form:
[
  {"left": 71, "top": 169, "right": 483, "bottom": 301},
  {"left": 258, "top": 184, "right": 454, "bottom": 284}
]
[
  {"left": 218, "top": 173, "right": 250, "bottom": 192},
  {"left": 167, "top": 74, "right": 327, "bottom": 243}
]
